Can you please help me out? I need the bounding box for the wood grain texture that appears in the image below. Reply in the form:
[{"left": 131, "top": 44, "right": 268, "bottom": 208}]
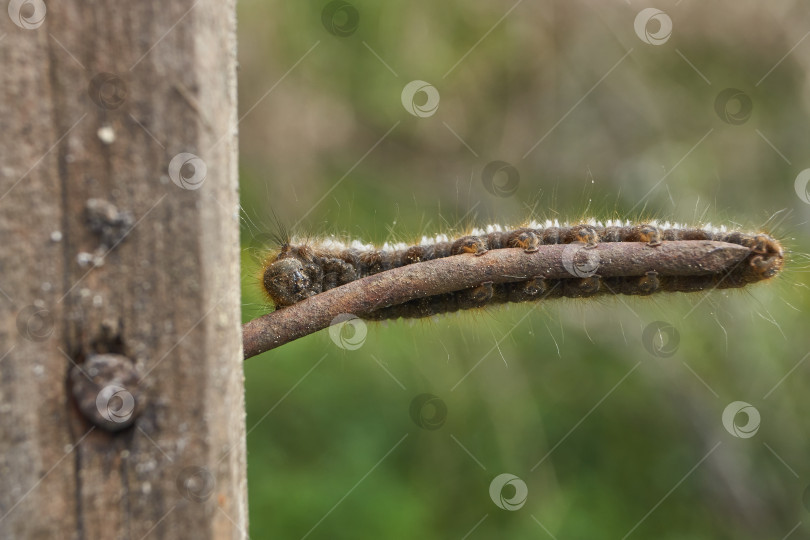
[{"left": 0, "top": 1, "right": 246, "bottom": 538}]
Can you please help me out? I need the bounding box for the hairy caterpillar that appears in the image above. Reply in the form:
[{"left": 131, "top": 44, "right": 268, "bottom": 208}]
[{"left": 259, "top": 219, "right": 784, "bottom": 319}]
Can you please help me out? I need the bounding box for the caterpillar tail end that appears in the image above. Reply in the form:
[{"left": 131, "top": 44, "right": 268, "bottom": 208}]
[{"left": 748, "top": 234, "right": 784, "bottom": 281}]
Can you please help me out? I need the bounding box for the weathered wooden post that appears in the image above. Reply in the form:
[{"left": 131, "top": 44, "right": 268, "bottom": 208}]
[{"left": 0, "top": 0, "right": 246, "bottom": 537}]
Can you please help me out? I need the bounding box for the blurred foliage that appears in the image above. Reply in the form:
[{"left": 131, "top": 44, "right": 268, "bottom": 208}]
[{"left": 238, "top": 1, "right": 810, "bottom": 538}]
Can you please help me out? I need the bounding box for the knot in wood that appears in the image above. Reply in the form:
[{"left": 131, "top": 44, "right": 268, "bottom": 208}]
[{"left": 70, "top": 354, "right": 144, "bottom": 432}]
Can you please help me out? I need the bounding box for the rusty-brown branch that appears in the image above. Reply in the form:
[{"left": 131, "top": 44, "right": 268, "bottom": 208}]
[{"left": 242, "top": 240, "right": 752, "bottom": 359}]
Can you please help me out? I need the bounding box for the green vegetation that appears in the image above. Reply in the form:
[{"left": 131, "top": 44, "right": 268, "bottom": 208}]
[{"left": 239, "top": 2, "right": 810, "bottom": 538}]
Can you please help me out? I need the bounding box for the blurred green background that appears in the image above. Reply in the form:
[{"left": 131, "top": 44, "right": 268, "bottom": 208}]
[{"left": 237, "top": 1, "right": 810, "bottom": 538}]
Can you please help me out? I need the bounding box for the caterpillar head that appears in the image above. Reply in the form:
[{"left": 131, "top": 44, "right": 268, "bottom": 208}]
[{"left": 262, "top": 257, "right": 316, "bottom": 308}]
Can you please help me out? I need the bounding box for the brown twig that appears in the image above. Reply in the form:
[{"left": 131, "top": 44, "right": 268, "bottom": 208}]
[{"left": 243, "top": 240, "right": 752, "bottom": 359}]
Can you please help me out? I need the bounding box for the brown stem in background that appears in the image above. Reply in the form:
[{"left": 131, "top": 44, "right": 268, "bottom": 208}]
[{"left": 242, "top": 240, "right": 751, "bottom": 359}]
